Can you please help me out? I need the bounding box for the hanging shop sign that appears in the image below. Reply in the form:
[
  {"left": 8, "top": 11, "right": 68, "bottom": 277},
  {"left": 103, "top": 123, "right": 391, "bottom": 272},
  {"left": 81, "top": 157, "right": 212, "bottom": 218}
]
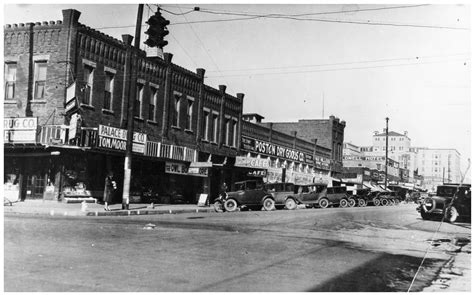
[
  {"left": 4, "top": 117, "right": 38, "bottom": 143},
  {"left": 65, "top": 82, "right": 78, "bottom": 114},
  {"left": 247, "top": 169, "right": 267, "bottom": 178},
  {"left": 235, "top": 156, "right": 270, "bottom": 169},
  {"left": 241, "top": 136, "right": 306, "bottom": 162},
  {"left": 96, "top": 125, "right": 147, "bottom": 154}
]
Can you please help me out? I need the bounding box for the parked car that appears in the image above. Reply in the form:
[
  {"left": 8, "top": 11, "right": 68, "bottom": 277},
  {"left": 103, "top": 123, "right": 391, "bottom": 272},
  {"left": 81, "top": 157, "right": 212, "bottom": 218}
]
[
  {"left": 224, "top": 180, "right": 275, "bottom": 212},
  {"left": 345, "top": 187, "right": 371, "bottom": 207},
  {"left": 418, "top": 184, "right": 471, "bottom": 223},
  {"left": 323, "top": 186, "right": 351, "bottom": 208},
  {"left": 286, "top": 183, "right": 327, "bottom": 209},
  {"left": 264, "top": 182, "right": 296, "bottom": 210}
]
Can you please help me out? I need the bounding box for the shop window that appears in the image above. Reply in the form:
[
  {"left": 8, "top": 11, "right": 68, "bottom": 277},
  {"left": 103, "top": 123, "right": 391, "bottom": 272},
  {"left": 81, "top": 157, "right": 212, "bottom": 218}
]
[
  {"left": 4, "top": 62, "right": 16, "bottom": 100},
  {"left": 134, "top": 84, "right": 143, "bottom": 118},
  {"left": 104, "top": 72, "right": 114, "bottom": 110},
  {"left": 149, "top": 87, "right": 157, "bottom": 121},
  {"left": 82, "top": 64, "right": 94, "bottom": 105},
  {"left": 34, "top": 61, "right": 48, "bottom": 100}
]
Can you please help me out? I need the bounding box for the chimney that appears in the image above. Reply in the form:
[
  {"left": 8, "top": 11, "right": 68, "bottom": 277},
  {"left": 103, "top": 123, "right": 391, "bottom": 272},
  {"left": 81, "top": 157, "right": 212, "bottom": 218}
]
[{"left": 404, "top": 131, "right": 408, "bottom": 136}]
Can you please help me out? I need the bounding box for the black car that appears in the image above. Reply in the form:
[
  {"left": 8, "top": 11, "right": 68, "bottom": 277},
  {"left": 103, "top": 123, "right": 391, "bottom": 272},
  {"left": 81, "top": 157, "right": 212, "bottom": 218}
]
[
  {"left": 223, "top": 180, "right": 275, "bottom": 212},
  {"left": 418, "top": 184, "right": 471, "bottom": 223}
]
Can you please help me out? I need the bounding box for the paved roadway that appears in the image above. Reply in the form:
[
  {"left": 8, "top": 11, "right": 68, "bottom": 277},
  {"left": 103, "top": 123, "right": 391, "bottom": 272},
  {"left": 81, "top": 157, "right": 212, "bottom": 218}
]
[{"left": 4, "top": 203, "right": 470, "bottom": 292}]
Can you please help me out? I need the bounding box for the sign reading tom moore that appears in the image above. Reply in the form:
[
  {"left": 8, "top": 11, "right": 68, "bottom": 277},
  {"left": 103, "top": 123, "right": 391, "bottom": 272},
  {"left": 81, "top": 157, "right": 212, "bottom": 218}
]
[{"left": 97, "top": 125, "right": 147, "bottom": 154}]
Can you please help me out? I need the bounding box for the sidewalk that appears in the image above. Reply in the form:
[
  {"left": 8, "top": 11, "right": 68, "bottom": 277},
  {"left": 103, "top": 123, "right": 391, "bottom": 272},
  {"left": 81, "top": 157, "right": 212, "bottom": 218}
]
[
  {"left": 422, "top": 241, "right": 471, "bottom": 292},
  {"left": 3, "top": 199, "right": 215, "bottom": 217}
]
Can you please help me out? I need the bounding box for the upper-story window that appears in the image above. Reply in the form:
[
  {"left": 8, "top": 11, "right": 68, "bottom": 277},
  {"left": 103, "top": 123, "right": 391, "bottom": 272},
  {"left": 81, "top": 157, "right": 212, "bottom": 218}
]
[
  {"left": 186, "top": 97, "right": 194, "bottom": 130},
  {"left": 212, "top": 112, "right": 219, "bottom": 143},
  {"left": 149, "top": 87, "right": 158, "bottom": 121},
  {"left": 232, "top": 118, "right": 238, "bottom": 147},
  {"left": 104, "top": 72, "right": 114, "bottom": 111},
  {"left": 34, "top": 61, "right": 48, "bottom": 100},
  {"left": 202, "top": 109, "right": 210, "bottom": 141},
  {"left": 4, "top": 62, "right": 16, "bottom": 100},
  {"left": 224, "top": 117, "right": 231, "bottom": 146},
  {"left": 82, "top": 65, "right": 94, "bottom": 105},
  {"left": 134, "top": 84, "right": 144, "bottom": 118},
  {"left": 172, "top": 93, "right": 181, "bottom": 128}
]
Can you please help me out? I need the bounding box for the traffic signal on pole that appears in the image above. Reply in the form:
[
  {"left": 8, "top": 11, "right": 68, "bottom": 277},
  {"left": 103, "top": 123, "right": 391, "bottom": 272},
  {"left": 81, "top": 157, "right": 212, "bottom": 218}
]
[{"left": 144, "top": 9, "right": 170, "bottom": 49}]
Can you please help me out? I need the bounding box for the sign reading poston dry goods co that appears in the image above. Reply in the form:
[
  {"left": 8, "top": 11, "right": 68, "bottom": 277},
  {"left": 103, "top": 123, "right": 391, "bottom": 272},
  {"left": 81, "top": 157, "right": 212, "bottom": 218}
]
[
  {"left": 97, "top": 125, "right": 147, "bottom": 154},
  {"left": 241, "top": 135, "right": 306, "bottom": 163}
]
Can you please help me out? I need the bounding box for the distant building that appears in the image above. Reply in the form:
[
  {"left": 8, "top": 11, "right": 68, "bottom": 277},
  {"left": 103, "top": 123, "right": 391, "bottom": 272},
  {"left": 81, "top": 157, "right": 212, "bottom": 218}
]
[{"left": 411, "top": 147, "right": 461, "bottom": 190}]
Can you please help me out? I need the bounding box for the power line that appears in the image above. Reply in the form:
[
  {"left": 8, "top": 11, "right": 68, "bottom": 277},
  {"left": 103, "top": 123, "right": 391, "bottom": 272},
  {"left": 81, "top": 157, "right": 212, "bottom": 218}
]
[
  {"left": 206, "top": 58, "right": 469, "bottom": 78},
  {"left": 206, "top": 53, "right": 470, "bottom": 73},
  {"left": 175, "top": 5, "right": 222, "bottom": 74},
  {"left": 197, "top": 4, "right": 430, "bottom": 18}
]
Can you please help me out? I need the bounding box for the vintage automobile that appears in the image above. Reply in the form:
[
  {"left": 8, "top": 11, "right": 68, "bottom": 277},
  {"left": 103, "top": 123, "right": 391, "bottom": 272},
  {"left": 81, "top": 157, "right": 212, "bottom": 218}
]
[
  {"left": 285, "top": 183, "right": 328, "bottom": 209},
  {"left": 223, "top": 180, "right": 275, "bottom": 212},
  {"left": 418, "top": 184, "right": 471, "bottom": 223},
  {"left": 264, "top": 182, "right": 296, "bottom": 210},
  {"left": 345, "top": 186, "right": 372, "bottom": 207},
  {"left": 324, "top": 186, "right": 352, "bottom": 208}
]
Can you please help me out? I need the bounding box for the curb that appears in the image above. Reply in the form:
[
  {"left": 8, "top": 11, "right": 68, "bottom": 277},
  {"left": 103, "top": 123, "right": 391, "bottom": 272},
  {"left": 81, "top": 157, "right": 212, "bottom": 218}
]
[{"left": 4, "top": 207, "right": 216, "bottom": 217}]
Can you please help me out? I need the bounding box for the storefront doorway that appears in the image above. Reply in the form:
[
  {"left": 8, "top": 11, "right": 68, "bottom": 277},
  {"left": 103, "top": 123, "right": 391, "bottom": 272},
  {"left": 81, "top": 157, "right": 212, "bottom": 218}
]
[{"left": 25, "top": 174, "right": 47, "bottom": 199}]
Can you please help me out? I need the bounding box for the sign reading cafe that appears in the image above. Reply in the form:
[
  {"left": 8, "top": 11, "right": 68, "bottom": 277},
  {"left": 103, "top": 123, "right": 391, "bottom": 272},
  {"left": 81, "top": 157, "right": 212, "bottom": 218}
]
[
  {"left": 241, "top": 135, "right": 306, "bottom": 162},
  {"left": 97, "top": 125, "right": 147, "bottom": 154}
]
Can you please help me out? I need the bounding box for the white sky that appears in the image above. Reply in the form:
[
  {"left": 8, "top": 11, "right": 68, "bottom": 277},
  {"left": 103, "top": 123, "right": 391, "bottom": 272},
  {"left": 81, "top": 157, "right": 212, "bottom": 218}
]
[{"left": 3, "top": 1, "right": 472, "bottom": 174}]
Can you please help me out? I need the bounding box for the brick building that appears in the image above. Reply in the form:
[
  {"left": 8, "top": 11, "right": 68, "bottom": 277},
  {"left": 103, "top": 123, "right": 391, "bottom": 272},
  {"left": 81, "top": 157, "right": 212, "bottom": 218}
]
[
  {"left": 255, "top": 115, "right": 346, "bottom": 177},
  {"left": 239, "top": 115, "right": 333, "bottom": 185},
  {"left": 4, "top": 9, "right": 244, "bottom": 204}
]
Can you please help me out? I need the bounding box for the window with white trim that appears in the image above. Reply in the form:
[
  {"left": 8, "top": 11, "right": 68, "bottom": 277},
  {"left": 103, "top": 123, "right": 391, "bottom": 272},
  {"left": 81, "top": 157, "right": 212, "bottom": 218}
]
[
  {"left": 232, "top": 119, "right": 238, "bottom": 147},
  {"left": 173, "top": 93, "right": 181, "bottom": 127},
  {"left": 34, "top": 61, "right": 48, "bottom": 100},
  {"left": 4, "top": 62, "right": 17, "bottom": 100},
  {"left": 104, "top": 72, "right": 114, "bottom": 110},
  {"left": 202, "top": 109, "right": 210, "bottom": 141},
  {"left": 149, "top": 87, "right": 157, "bottom": 121},
  {"left": 82, "top": 64, "right": 94, "bottom": 104},
  {"left": 134, "top": 84, "right": 143, "bottom": 118},
  {"left": 186, "top": 97, "right": 194, "bottom": 130},
  {"left": 212, "top": 112, "right": 219, "bottom": 143}
]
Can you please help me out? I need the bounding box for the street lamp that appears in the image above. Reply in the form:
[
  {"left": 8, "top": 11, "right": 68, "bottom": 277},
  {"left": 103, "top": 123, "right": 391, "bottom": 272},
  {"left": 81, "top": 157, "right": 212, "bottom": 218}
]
[{"left": 385, "top": 117, "right": 389, "bottom": 189}]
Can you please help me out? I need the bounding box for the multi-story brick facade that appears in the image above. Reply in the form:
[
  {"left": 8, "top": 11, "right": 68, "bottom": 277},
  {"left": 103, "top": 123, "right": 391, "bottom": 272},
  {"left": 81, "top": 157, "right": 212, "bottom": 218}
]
[
  {"left": 4, "top": 9, "right": 244, "bottom": 203},
  {"left": 256, "top": 115, "right": 346, "bottom": 177}
]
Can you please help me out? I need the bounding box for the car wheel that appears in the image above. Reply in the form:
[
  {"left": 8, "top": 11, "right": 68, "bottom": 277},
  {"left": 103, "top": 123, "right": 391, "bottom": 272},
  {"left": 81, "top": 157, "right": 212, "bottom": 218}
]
[
  {"left": 340, "top": 199, "right": 348, "bottom": 208},
  {"left": 381, "top": 199, "right": 389, "bottom": 206},
  {"left": 445, "top": 206, "right": 459, "bottom": 223},
  {"left": 263, "top": 197, "right": 275, "bottom": 211},
  {"left": 357, "top": 199, "right": 366, "bottom": 207},
  {"left": 319, "top": 198, "right": 329, "bottom": 209},
  {"left": 285, "top": 198, "right": 297, "bottom": 210},
  {"left": 224, "top": 199, "right": 238, "bottom": 212},
  {"left": 348, "top": 198, "right": 356, "bottom": 207},
  {"left": 213, "top": 201, "right": 224, "bottom": 213},
  {"left": 373, "top": 198, "right": 381, "bottom": 206}
]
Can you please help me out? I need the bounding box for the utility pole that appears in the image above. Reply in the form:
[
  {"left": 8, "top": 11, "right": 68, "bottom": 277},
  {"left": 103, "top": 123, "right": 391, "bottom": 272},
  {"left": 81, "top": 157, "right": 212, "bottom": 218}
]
[
  {"left": 122, "top": 4, "right": 144, "bottom": 210},
  {"left": 385, "top": 117, "right": 389, "bottom": 189}
]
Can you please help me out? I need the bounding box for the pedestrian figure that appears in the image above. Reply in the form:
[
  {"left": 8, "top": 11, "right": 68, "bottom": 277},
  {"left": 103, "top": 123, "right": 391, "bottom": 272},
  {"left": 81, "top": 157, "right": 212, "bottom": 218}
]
[
  {"left": 104, "top": 171, "right": 116, "bottom": 211},
  {"left": 220, "top": 182, "right": 228, "bottom": 196}
]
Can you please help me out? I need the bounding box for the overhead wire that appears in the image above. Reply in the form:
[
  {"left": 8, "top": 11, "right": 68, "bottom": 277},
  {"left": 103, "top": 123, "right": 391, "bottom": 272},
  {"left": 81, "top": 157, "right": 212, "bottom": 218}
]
[
  {"left": 205, "top": 58, "right": 469, "bottom": 78},
  {"left": 205, "top": 53, "right": 470, "bottom": 73},
  {"left": 173, "top": 5, "right": 223, "bottom": 74}
]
